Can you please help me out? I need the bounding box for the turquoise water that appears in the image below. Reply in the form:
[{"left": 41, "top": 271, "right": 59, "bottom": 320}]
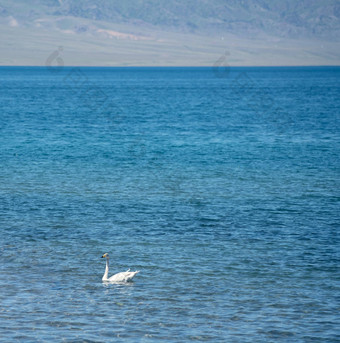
[{"left": 0, "top": 66, "right": 339, "bottom": 342}]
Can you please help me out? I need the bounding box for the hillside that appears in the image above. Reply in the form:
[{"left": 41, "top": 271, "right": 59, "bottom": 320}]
[{"left": 0, "top": 0, "right": 339, "bottom": 66}]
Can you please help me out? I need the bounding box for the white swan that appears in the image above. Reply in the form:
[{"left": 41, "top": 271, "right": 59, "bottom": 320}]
[{"left": 101, "top": 253, "right": 139, "bottom": 282}]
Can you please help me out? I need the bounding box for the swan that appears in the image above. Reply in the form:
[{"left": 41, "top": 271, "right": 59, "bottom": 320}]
[{"left": 101, "top": 253, "right": 139, "bottom": 282}]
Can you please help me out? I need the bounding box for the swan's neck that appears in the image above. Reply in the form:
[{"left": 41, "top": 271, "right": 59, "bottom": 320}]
[{"left": 102, "top": 258, "right": 109, "bottom": 281}]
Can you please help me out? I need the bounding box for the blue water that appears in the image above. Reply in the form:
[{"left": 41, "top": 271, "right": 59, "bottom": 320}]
[{"left": 0, "top": 66, "right": 339, "bottom": 342}]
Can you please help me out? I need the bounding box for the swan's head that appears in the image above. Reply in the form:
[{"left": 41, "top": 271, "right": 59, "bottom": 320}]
[{"left": 101, "top": 253, "right": 109, "bottom": 259}]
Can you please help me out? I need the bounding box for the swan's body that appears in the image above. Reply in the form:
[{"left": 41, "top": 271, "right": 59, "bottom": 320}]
[{"left": 101, "top": 253, "right": 139, "bottom": 282}]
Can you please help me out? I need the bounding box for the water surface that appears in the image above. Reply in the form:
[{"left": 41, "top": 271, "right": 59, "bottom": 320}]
[{"left": 0, "top": 66, "right": 339, "bottom": 342}]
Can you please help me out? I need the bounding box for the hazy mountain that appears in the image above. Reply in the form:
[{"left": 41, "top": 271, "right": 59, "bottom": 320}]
[
  {"left": 55, "top": 0, "right": 340, "bottom": 38},
  {"left": 0, "top": 0, "right": 339, "bottom": 66}
]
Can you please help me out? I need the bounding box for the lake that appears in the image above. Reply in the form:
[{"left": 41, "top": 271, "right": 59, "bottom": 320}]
[{"left": 0, "top": 66, "right": 339, "bottom": 342}]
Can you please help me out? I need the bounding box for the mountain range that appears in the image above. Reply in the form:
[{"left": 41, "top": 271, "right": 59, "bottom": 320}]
[{"left": 0, "top": 0, "right": 339, "bottom": 66}]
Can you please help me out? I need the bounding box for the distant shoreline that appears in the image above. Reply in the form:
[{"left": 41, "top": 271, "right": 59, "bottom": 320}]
[{"left": 1, "top": 65, "right": 340, "bottom": 68}]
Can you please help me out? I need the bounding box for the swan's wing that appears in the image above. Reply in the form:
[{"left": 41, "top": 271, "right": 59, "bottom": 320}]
[
  {"left": 108, "top": 271, "right": 139, "bottom": 282},
  {"left": 108, "top": 272, "right": 127, "bottom": 282}
]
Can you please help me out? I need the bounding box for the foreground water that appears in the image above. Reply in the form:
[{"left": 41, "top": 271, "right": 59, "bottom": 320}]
[{"left": 0, "top": 66, "right": 339, "bottom": 342}]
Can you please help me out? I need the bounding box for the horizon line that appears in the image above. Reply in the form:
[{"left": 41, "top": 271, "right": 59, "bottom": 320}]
[{"left": 1, "top": 64, "right": 340, "bottom": 68}]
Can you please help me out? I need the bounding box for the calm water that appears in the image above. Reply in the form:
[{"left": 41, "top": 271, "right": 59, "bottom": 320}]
[{"left": 0, "top": 66, "right": 339, "bottom": 342}]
